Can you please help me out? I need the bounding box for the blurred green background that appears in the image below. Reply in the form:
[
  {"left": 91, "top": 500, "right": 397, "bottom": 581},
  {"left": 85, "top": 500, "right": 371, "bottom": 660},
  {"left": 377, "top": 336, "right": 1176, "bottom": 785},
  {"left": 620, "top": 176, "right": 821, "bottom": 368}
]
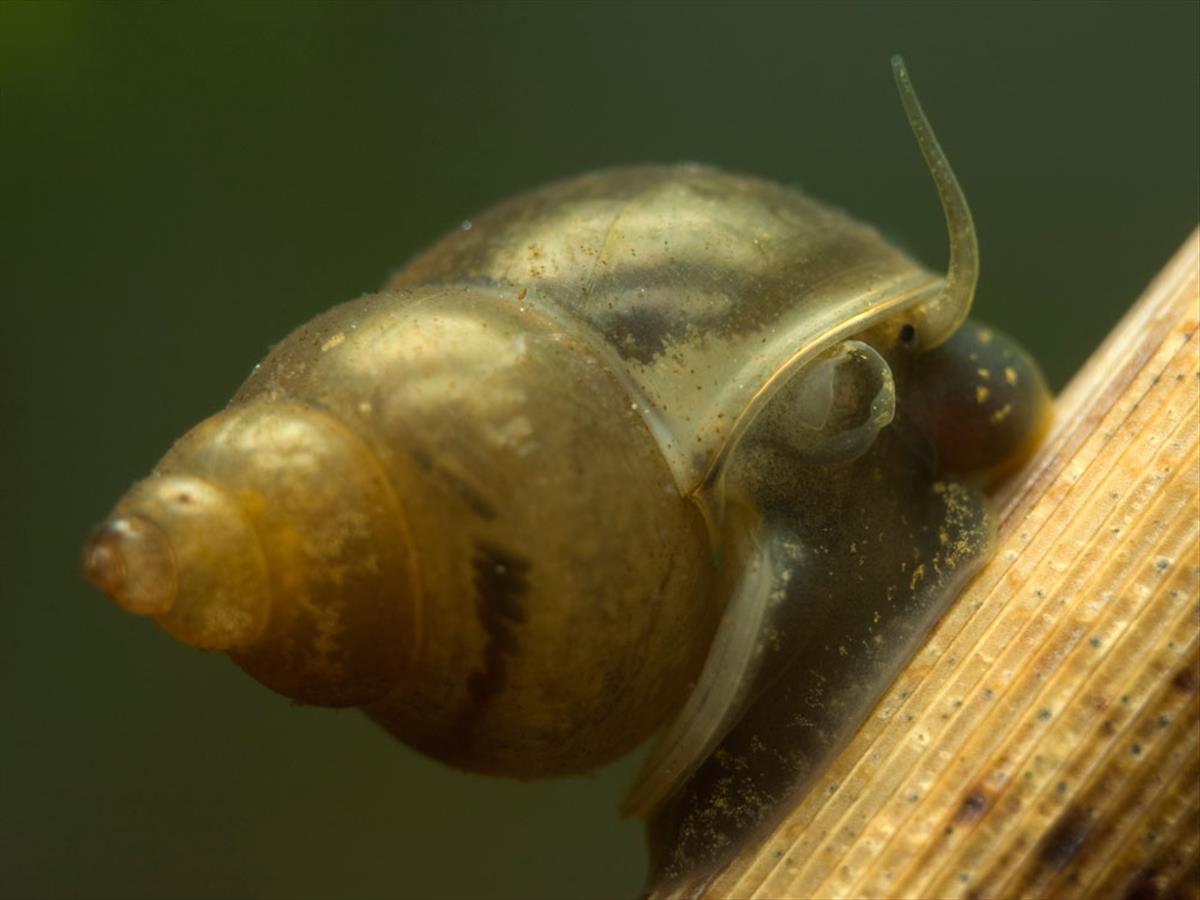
[{"left": 2, "top": 3, "right": 1196, "bottom": 898}]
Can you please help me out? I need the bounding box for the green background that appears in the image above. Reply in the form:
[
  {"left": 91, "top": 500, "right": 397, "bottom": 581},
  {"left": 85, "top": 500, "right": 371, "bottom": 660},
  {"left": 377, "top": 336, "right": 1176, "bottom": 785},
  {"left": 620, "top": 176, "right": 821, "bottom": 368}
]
[{"left": 2, "top": 3, "right": 1196, "bottom": 898}]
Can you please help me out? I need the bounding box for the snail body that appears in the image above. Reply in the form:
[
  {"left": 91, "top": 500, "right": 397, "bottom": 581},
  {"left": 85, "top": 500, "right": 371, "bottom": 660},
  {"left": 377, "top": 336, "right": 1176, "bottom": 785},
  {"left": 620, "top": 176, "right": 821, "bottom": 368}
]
[{"left": 85, "top": 59, "right": 1051, "bottom": 881}]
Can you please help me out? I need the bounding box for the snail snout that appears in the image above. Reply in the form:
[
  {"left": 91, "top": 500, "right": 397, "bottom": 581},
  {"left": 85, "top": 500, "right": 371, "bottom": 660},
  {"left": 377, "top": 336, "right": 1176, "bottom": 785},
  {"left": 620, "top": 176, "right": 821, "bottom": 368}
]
[{"left": 904, "top": 320, "right": 1052, "bottom": 483}]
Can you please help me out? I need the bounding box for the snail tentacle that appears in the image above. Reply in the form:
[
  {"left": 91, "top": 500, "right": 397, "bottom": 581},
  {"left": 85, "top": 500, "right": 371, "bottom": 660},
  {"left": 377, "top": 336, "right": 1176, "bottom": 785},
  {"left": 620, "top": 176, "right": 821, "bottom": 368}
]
[{"left": 892, "top": 55, "right": 979, "bottom": 348}]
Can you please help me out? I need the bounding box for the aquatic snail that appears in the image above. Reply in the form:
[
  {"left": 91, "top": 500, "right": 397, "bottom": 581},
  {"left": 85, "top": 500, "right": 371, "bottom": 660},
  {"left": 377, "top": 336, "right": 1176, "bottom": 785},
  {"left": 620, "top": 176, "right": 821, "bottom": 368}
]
[{"left": 83, "top": 58, "right": 1051, "bottom": 882}]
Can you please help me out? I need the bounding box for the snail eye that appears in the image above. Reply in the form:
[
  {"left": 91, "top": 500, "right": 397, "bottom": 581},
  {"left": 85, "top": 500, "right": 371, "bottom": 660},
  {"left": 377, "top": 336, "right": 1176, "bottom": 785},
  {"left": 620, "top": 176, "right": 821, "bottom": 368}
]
[
  {"left": 754, "top": 340, "right": 897, "bottom": 465},
  {"left": 898, "top": 323, "right": 918, "bottom": 347}
]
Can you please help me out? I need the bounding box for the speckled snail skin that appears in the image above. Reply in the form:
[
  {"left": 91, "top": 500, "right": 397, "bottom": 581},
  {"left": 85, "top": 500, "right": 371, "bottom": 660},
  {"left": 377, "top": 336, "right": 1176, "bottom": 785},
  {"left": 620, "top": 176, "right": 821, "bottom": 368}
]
[{"left": 84, "top": 58, "right": 1051, "bottom": 884}]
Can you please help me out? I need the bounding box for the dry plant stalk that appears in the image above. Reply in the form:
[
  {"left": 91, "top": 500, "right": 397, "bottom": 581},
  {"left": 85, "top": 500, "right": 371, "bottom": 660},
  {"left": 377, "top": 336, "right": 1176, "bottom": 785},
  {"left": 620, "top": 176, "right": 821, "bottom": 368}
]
[{"left": 660, "top": 229, "right": 1200, "bottom": 900}]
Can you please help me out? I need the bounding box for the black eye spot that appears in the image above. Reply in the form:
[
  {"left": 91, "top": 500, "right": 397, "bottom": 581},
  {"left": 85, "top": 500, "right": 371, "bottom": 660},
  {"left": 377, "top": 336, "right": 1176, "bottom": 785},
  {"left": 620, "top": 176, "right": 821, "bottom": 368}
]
[{"left": 899, "top": 324, "right": 917, "bottom": 345}]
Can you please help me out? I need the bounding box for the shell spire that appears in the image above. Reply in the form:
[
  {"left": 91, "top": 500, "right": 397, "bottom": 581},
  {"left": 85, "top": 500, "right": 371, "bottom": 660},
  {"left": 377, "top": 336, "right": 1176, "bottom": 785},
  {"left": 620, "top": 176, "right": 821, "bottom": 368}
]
[{"left": 892, "top": 55, "right": 979, "bottom": 347}]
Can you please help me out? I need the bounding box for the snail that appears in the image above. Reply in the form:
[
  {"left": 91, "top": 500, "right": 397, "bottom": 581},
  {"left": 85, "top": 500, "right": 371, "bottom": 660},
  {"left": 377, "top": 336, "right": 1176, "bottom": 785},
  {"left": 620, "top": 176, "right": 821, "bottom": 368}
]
[{"left": 83, "top": 57, "right": 1051, "bottom": 885}]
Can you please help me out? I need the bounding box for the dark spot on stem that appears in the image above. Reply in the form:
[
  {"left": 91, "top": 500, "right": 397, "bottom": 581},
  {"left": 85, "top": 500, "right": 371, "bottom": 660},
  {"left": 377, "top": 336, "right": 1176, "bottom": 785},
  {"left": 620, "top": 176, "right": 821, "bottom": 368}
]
[
  {"left": 1172, "top": 665, "right": 1199, "bottom": 693},
  {"left": 1037, "top": 806, "right": 1090, "bottom": 871},
  {"left": 956, "top": 787, "right": 991, "bottom": 823},
  {"left": 1122, "top": 867, "right": 1160, "bottom": 900}
]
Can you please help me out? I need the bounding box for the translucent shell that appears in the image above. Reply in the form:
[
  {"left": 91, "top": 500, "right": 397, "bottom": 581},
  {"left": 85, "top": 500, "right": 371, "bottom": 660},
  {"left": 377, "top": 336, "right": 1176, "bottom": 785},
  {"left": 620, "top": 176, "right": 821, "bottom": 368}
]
[{"left": 390, "top": 163, "right": 946, "bottom": 498}]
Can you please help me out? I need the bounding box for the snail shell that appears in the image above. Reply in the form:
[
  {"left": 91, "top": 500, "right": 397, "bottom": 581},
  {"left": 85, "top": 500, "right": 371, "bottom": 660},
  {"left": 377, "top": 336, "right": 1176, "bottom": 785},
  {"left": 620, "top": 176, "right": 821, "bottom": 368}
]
[{"left": 83, "top": 58, "right": 1051, "bottom": 881}]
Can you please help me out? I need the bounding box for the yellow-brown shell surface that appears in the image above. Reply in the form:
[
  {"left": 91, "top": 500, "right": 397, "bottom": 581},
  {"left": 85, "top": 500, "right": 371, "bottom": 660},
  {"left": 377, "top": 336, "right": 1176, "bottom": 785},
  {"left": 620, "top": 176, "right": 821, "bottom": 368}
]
[
  {"left": 389, "top": 164, "right": 943, "bottom": 493},
  {"left": 221, "top": 283, "right": 722, "bottom": 775}
]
